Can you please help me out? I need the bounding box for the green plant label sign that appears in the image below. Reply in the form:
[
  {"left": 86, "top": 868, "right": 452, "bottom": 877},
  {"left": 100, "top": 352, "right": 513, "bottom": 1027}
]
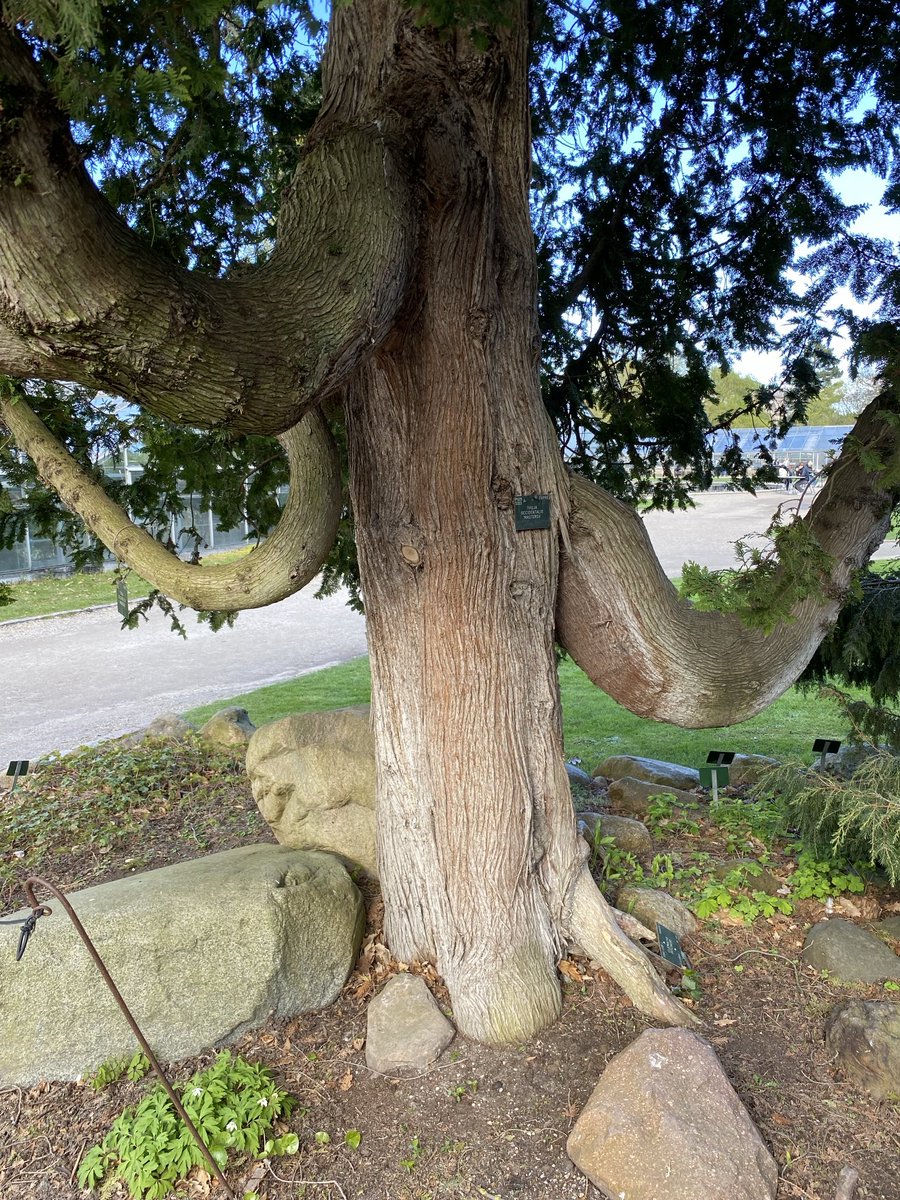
[
  {"left": 699, "top": 765, "right": 730, "bottom": 789},
  {"left": 514, "top": 494, "right": 551, "bottom": 530},
  {"left": 812, "top": 738, "right": 841, "bottom": 755},
  {"left": 656, "top": 922, "right": 690, "bottom": 968},
  {"left": 116, "top": 579, "right": 129, "bottom": 617},
  {"left": 5, "top": 760, "right": 28, "bottom": 792}
]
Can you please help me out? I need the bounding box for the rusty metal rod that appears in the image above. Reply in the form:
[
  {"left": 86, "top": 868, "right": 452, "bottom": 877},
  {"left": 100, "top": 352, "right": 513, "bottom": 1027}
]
[{"left": 22, "top": 876, "right": 237, "bottom": 1199}]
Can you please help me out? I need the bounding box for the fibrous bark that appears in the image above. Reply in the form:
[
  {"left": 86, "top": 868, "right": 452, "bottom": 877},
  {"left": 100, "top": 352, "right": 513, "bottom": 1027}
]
[{"left": 0, "top": 389, "right": 341, "bottom": 609}]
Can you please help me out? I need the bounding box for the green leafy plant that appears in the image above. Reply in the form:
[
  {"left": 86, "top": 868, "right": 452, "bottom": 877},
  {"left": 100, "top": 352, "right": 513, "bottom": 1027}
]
[
  {"left": 645, "top": 794, "right": 701, "bottom": 837},
  {"left": 77, "top": 1051, "right": 297, "bottom": 1200},
  {"left": 88, "top": 1051, "right": 151, "bottom": 1091},
  {"left": 344, "top": 1129, "right": 361, "bottom": 1150},
  {"left": 400, "top": 1135, "right": 423, "bottom": 1172},
  {"left": 691, "top": 864, "right": 793, "bottom": 922},
  {"left": 786, "top": 849, "right": 867, "bottom": 899}
]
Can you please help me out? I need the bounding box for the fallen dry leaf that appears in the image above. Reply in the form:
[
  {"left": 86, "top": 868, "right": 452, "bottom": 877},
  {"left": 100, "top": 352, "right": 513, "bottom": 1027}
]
[{"left": 338, "top": 1068, "right": 353, "bottom": 1092}]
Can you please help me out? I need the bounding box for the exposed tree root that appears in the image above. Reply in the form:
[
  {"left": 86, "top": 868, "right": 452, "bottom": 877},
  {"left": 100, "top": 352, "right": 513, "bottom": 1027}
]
[{"left": 568, "top": 864, "right": 700, "bottom": 1027}]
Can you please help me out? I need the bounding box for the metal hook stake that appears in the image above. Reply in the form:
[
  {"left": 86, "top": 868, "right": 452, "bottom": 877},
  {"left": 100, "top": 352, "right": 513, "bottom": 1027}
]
[{"left": 22, "top": 876, "right": 237, "bottom": 1199}]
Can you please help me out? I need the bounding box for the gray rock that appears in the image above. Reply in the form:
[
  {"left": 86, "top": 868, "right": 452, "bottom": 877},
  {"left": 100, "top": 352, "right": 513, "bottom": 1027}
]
[
  {"left": 713, "top": 859, "right": 783, "bottom": 897},
  {"left": 366, "top": 973, "right": 455, "bottom": 1074},
  {"left": 247, "top": 706, "right": 376, "bottom": 876},
  {"left": 566, "top": 762, "right": 595, "bottom": 790},
  {"left": 567, "top": 1028, "right": 778, "bottom": 1200},
  {"left": 616, "top": 886, "right": 698, "bottom": 940},
  {"left": 803, "top": 919, "right": 900, "bottom": 984},
  {"left": 198, "top": 706, "right": 256, "bottom": 747},
  {"left": 877, "top": 916, "right": 900, "bottom": 941},
  {"left": 594, "top": 755, "right": 700, "bottom": 791},
  {"left": 0, "top": 846, "right": 364, "bottom": 1087},
  {"left": 825, "top": 1000, "right": 900, "bottom": 1100},
  {"left": 607, "top": 775, "right": 701, "bottom": 817},
  {"left": 578, "top": 812, "right": 653, "bottom": 857},
  {"left": 144, "top": 712, "right": 196, "bottom": 739},
  {"left": 728, "top": 754, "right": 779, "bottom": 787}
]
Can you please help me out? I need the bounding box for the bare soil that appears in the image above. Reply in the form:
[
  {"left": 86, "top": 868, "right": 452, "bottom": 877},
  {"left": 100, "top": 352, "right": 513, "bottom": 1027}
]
[{"left": 1, "top": 745, "right": 899, "bottom": 1200}]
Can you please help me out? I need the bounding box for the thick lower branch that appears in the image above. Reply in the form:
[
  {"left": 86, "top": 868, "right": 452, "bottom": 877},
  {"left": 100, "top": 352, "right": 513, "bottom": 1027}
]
[
  {"left": 0, "top": 391, "right": 340, "bottom": 609},
  {"left": 0, "top": 21, "right": 413, "bottom": 434},
  {"left": 557, "top": 392, "right": 899, "bottom": 726}
]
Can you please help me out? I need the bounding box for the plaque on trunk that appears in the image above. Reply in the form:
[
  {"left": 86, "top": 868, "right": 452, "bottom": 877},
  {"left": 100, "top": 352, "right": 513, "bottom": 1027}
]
[{"left": 514, "top": 494, "right": 551, "bottom": 531}]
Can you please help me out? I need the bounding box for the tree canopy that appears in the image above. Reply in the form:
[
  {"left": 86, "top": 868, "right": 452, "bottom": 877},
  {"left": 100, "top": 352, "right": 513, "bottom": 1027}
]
[{"left": 3, "top": 0, "right": 899, "bottom": 565}]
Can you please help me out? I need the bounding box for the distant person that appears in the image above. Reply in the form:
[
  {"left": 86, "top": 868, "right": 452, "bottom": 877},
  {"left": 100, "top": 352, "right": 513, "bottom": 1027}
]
[
  {"left": 777, "top": 462, "right": 791, "bottom": 491},
  {"left": 794, "top": 461, "right": 815, "bottom": 490}
]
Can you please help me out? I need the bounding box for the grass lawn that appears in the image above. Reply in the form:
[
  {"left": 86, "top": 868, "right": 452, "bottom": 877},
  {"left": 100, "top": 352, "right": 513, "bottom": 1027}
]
[{"left": 185, "top": 655, "right": 848, "bottom": 771}]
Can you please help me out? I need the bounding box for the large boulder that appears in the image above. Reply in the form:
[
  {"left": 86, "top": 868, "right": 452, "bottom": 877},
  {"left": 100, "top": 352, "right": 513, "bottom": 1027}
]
[
  {"left": 567, "top": 1028, "right": 777, "bottom": 1200},
  {"left": 594, "top": 755, "right": 700, "bottom": 791},
  {"left": 0, "top": 846, "right": 364, "bottom": 1087},
  {"left": 607, "top": 776, "right": 701, "bottom": 817},
  {"left": 728, "top": 754, "right": 779, "bottom": 787},
  {"left": 803, "top": 919, "right": 900, "bottom": 984},
  {"left": 825, "top": 1001, "right": 900, "bottom": 1100},
  {"left": 198, "top": 706, "right": 256, "bottom": 747},
  {"left": 246, "top": 706, "right": 377, "bottom": 876},
  {"left": 577, "top": 812, "right": 653, "bottom": 857}
]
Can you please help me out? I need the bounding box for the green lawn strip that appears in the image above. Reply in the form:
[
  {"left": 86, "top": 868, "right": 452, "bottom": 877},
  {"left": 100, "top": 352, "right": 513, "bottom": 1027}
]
[
  {"left": 184, "top": 656, "right": 848, "bottom": 770},
  {"left": 0, "top": 547, "right": 253, "bottom": 621},
  {"left": 184, "top": 656, "right": 373, "bottom": 727}
]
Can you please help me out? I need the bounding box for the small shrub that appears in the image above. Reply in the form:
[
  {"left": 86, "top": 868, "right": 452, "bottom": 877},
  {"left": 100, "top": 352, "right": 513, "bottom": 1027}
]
[{"left": 757, "top": 754, "right": 900, "bottom": 885}]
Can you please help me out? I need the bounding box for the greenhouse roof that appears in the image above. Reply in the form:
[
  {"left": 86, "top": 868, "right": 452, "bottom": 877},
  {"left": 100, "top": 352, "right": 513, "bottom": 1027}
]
[{"left": 709, "top": 425, "right": 853, "bottom": 457}]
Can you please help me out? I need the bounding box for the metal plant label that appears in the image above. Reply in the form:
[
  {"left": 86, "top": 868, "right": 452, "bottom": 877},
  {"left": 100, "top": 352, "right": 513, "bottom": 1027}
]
[
  {"left": 656, "top": 922, "right": 690, "bottom": 969},
  {"left": 514, "top": 494, "right": 551, "bottom": 531},
  {"left": 5, "top": 760, "right": 29, "bottom": 793},
  {"left": 116, "top": 578, "right": 129, "bottom": 617}
]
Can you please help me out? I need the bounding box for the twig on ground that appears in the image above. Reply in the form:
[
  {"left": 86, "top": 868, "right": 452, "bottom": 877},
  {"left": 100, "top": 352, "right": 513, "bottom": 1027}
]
[
  {"left": 69, "top": 1140, "right": 86, "bottom": 1187},
  {"left": 265, "top": 1161, "right": 347, "bottom": 1199}
]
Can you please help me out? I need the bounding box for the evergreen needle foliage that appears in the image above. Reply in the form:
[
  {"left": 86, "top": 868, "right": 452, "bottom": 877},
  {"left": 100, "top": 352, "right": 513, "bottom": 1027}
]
[
  {"left": 755, "top": 755, "right": 900, "bottom": 886},
  {"left": 679, "top": 514, "right": 834, "bottom": 632}
]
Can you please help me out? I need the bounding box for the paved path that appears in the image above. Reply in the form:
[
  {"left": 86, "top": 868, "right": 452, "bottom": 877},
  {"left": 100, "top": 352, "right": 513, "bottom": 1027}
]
[
  {"left": 1, "top": 488, "right": 895, "bottom": 762},
  {"left": 1, "top": 585, "right": 367, "bottom": 763}
]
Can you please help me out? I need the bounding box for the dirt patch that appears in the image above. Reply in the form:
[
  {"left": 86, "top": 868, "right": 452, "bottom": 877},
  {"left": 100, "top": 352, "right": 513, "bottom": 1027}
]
[{"left": 1, "top": 753, "right": 899, "bottom": 1200}]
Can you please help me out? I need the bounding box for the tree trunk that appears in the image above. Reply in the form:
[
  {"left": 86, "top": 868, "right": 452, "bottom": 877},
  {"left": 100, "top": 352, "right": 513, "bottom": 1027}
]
[{"left": 342, "top": 3, "right": 691, "bottom": 1041}]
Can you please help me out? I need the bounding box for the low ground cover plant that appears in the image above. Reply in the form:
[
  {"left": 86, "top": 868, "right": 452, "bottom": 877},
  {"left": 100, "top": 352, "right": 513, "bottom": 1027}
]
[{"left": 78, "top": 1050, "right": 298, "bottom": 1200}]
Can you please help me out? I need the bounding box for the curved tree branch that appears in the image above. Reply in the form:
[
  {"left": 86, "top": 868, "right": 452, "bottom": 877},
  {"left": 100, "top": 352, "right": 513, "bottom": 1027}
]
[
  {"left": 557, "top": 391, "right": 900, "bottom": 726},
  {"left": 0, "top": 389, "right": 341, "bottom": 610},
  {"left": 0, "top": 19, "right": 413, "bottom": 435}
]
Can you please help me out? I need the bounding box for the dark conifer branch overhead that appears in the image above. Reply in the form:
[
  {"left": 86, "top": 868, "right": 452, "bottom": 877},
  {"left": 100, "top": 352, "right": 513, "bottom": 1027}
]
[{"left": 0, "top": 18, "right": 414, "bottom": 434}]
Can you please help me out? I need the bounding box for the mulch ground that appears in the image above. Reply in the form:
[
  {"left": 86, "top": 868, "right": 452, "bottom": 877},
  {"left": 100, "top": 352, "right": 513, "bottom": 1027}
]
[{"left": 1, "top": 744, "right": 899, "bottom": 1200}]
